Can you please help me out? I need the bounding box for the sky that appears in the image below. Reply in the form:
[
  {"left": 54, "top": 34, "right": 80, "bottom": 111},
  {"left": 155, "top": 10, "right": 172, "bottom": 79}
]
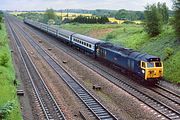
[{"left": 0, "top": 0, "right": 173, "bottom": 11}]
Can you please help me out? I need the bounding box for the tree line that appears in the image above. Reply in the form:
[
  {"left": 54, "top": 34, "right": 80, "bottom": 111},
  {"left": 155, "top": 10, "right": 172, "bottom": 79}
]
[
  {"left": 19, "top": 9, "right": 109, "bottom": 24},
  {"left": 71, "top": 16, "right": 109, "bottom": 24}
]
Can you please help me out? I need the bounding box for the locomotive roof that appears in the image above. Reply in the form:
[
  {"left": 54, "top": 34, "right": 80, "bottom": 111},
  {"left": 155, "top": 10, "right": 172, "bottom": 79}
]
[
  {"left": 72, "top": 33, "right": 102, "bottom": 44},
  {"left": 129, "top": 52, "right": 160, "bottom": 62},
  {"left": 99, "top": 42, "right": 135, "bottom": 55},
  {"left": 99, "top": 43, "right": 160, "bottom": 62}
]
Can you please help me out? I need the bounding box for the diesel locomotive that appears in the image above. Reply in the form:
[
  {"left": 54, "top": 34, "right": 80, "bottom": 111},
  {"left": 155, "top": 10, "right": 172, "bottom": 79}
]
[{"left": 24, "top": 19, "right": 163, "bottom": 84}]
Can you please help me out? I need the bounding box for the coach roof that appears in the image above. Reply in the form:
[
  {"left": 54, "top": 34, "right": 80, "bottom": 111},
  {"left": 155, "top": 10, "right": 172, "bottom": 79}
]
[
  {"left": 72, "top": 33, "right": 102, "bottom": 44},
  {"left": 58, "top": 28, "right": 74, "bottom": 36}
]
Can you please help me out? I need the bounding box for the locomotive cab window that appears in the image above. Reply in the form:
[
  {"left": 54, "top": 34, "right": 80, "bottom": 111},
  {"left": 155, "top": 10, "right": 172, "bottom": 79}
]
[
  {"left": 141, "top": 61, "right": 146, "bottom": 68},
  {"left": 147, "top": 62, "right": 154, "bottom": 68},
  {"left": 155, "top": 62, "right": 162, "bottom": 67}
]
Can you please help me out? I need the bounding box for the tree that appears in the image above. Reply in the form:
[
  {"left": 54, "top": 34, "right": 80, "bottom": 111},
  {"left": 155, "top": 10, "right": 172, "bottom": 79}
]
[
  {"left": 0, "top": 11, "right": 2, "bottom": 30},
  {"left": 157, "top": 2, "right": 169, "bottom": 24},
  {"left": 173, "top": 0, "right": 180, "bottom": 39},
  {"left": 115, "top": 9, "right": 129, "bottom": 20},
  {"left": 162, "top": 3, "right": 169, "bottom": 23},
  {"left": 71, "top": 16, "right": 108, "bottom": 24},
  {"left": 144, "top": 4, "right": 162, "bottom": 37},
  {"left": 0, "top": 16, "right": 2, "bottom": 23},
  {"left": 43, "top": 8, "right": 56, "bottom": 24}
]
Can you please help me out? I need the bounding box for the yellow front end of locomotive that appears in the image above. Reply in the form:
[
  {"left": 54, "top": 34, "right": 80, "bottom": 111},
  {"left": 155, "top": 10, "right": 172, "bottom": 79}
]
[
  {"left": 141, "top": 61, "right": 163, "bottom": 80},
  {"left": 146, "top": 67, "right": 163, "bottom": 80}
]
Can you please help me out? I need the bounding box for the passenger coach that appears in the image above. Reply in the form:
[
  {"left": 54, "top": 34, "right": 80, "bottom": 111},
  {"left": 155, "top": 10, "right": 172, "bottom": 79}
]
[{"left": 71, "top": 34, "right": 103, "bottom": 56}]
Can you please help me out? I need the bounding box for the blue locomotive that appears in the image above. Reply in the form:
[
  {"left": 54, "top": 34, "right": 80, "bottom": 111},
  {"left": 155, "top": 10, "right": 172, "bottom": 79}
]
[{"left": 24, "top": 19, "right": 163, "bottom": 83}]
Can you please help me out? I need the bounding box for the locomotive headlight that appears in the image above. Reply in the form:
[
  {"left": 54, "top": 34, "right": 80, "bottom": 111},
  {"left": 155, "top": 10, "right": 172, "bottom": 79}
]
[{"left": 142, "top": 70, "right": 145, "bottom": 74}]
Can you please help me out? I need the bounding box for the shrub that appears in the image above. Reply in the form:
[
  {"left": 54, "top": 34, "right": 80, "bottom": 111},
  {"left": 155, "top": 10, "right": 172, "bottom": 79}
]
[
  {"left": 0, "top": 101, "right": 14, "bottom": 119},
  {"left": 164, "top": 47, "right": 174, "bottom": 60},
  {"left": 0, "top": 52, "right": 9, "bottom": 66}
]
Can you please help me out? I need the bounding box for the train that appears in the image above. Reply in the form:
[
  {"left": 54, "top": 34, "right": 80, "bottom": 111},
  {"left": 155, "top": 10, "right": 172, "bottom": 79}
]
[{"left": 24, "top": 19, "right": 163, "bottom": 84}]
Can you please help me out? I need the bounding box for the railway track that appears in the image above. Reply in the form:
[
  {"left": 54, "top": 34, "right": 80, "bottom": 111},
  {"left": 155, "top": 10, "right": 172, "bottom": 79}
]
[
  {"left": 6, "top": 15, "right": 66, "bottom": 120},
  {"left": 150, "top": 84, "right": 180, "bottom": 106},
  {"left": 9, "top": 15, "right": 118, "bottom": 120},
  {"left": 15, "top": 17, "right": 180, "bottom": 120}
]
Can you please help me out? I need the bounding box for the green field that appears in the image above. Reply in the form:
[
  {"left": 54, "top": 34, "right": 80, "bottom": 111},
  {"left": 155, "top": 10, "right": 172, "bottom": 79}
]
[
  {"left": 0, "top": 23, "right": 22, "bottom": 119},
  {"left": 61, "top": 23, "right": 180, "bottom": 83}
]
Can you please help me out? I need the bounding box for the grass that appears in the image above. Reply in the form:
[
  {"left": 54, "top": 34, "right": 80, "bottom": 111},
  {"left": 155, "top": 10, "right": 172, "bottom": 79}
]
[
  {"left": 61, "top": 23, "right": 180, "bottom": 83},
  {"left": 0, "top": 23, "right": 22, "bottom": 119},
  {"left": 61, "top": 23, "right": 122, "bottom": 37}
]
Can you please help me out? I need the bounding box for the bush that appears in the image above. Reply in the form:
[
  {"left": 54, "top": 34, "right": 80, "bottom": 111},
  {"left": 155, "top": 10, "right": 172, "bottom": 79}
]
[
  {"left": 0, "top": 101, "right": 14, "bottom": 119},
  {"left": 164, "top": 47, "right": 174, "bottom": 60},
  {"left": 0, "top": 52, "right": 9, "bottom": 66}
]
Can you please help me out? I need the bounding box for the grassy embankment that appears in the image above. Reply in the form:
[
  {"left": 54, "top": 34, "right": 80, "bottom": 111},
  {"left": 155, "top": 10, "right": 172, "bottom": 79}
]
[
  {"left": 61, "top": 23, "right": 180, "bottom": 83},
  {"left": 0, "top": 22, "right": 22, "bottom": 119}
]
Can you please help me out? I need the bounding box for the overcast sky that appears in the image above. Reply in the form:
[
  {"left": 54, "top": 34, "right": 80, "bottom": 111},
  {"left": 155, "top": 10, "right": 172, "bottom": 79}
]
[{"left": 1, "top": 0, "right": 173, "bottom": 11}]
